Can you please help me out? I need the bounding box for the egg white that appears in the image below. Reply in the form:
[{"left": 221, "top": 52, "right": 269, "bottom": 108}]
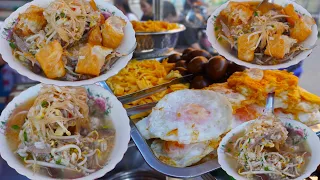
[
  {"left": 150, "top": 139, "right": 216, "bottom": 167},
  {"left": 144, "top": 90, "right": 233, "bottom": 144}
]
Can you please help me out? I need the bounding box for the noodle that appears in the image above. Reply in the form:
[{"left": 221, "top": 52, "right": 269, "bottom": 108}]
[
  {"left": 226, "top": 116, "right": 310, "bottom": 179},
  {"left": 9, "top": 85, "right": 115, "bottom": 177}
]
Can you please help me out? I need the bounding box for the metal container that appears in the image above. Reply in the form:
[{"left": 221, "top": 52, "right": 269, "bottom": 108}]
[
  {"left": 106, "top": 170, "right": 166, "bottom": 180},
  {"left": 133, "top": 25, "right": 186, "bottom": 59},
  {"left": 102, "top": 141, "right": 149, "bottom": 178}
]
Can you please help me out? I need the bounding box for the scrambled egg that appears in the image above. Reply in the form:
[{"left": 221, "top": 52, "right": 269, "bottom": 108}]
[
  {"left": 106, "top": 59, "right": 189, "bottom": 119},
  {"left": 227, "top": 69, "right": 301, "bottom": 111},
  {"left": 207, "top": 69, "right": 320, "bottom": 126},
  {"left": 131, "top": 20, "right": 179, "bottom": 32}
]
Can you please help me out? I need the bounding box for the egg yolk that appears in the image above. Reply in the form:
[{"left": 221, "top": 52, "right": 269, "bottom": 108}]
[{"left": 177, "top": 103, "right": 210, "bottom": 123}]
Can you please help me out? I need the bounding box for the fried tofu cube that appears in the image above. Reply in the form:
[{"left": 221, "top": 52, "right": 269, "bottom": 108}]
[
  {"left": 283, "top": 4, "right": 300, "bottom": 26},
  {"left": 13, "top": 5, "right": 47, "bottom": 37},
  {"left": 290, "top": 15, "right": 315, "bottom": 42},
  {"left": 264, "top": 35, "right": 297, "bottom": 59},
  {"left": 35, "top": 40, "right": 66, "bottom": 79},
  {"left": 102, "top": 16, "right": 126, "bottom": 49},
  {"left": 88, "top": 26, "right": 102, "bottom": 45},
  {"left": 75, "top": 44, "right": 113, "bottom": 76},
  {"left": 237, "top": 33, "right": 259, "bottom": 62},
  {"left": 220, "top": 2, "right": 253, "bottom": 25}
]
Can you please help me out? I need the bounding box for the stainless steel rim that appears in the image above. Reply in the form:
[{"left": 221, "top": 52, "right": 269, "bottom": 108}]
[{"left": 135, "top": 24, "right": 186, "bottom": 35}]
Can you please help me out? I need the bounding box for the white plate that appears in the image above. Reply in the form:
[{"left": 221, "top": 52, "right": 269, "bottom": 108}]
[
  {"left": 0, "top": 84, "right": 131, "bottom": 180},
  {"left": 206, "top": 0, "right": 318, "bottom": 70},
  {"left": 218, "top": 118, "right": 320, "bottom": 180},
  {"left": 0, "top": 0, "right": 136, "bottom": 86}
]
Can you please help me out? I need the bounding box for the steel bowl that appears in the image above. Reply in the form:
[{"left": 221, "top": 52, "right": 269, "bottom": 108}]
[{"left": 133, "top": 24, "right": 186, "bottom": 59}]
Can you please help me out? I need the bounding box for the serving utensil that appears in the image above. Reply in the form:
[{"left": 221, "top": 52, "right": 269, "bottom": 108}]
[
  {"left": 257, "top": 0, "right": 274, "bottom": 9},
  {"left": 118, "top": 74, "right": 192, "bottom": 104}
]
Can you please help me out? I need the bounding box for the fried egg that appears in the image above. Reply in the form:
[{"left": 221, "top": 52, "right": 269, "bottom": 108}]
[
  {"left": 137, "top": 90, "right": 233, "bottom": 144},
  {"left": 150, "top": 139, "right": 219, "bottom": 167}
]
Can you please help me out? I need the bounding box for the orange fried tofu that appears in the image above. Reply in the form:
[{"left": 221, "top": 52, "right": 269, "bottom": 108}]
[
  {"left": 13, "top": 5, "right": 47, "bottom": 37},
  {"left": 35, "top": 40, "right": 66, "bottom": 79},
  {"left": 88, "top": 26, "right": 102, "bottom": 45},
  {"left": 102, "top": 16, "right": 126, "bottom": 49},
  {"left": 283, "top": 4, "right": 300, "bottom": 26},
  {"left": 290, "top": 15, "right": 315, "bottom": 42},
  {"left": 220, "top": 2, "right": 253, "bottom": 25},
  {"left": 264, "top": 35, "right": 297, "bottom": 59},
  {"left": 237, "top": 33, "right": 259, "bottom": 62},
  {"left": 75, "top": 44, "right": 112, "bottom": 76}
]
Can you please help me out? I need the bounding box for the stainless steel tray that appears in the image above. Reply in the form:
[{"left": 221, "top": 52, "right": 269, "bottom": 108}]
[
  {"left": 97, "top": 80, "right": 320, "bottom": 178},
  {"left": 133, "top": 24, "right": 186, "bottom": 59}
]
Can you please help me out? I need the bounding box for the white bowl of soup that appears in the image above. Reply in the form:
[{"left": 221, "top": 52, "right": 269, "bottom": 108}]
[
  {"left": 218, "top": 116, "right": 320, "bottom": 180},
  {"left": 0, "top": 84, "right": 131, "bottom": 179},
  {"left": 206, "top": 0, "right": 318, "bottom": 70}
]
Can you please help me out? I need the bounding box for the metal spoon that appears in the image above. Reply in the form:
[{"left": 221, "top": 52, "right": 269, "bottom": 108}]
[
  {"left": 257, "top": 0, "right": 274, "bottom": 9},
  {"left": 264, "top": 92, "right": 275, "bottom": 116}
]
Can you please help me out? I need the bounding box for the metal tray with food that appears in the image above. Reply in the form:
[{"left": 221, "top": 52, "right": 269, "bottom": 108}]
[
  {"left": 98, "top": 76, "right": 320, "bottom": 178},
  {"left": 131, "top": 21, "right": 186, "bottom": 59},
  {"left": 97, "top": 52, "right": 320, "bottom": 179}
]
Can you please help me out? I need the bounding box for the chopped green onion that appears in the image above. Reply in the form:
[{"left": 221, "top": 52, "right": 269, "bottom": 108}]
[
  {"left": 264, "top": 167, "right": 270, "bottom": 171},
  {"left": 9, "top": 42, "right": 16, "bottom": 49},
  {"left": 227, "top": 148, "right": 231, "bottom": 152},
  {"left": 254, "top": 11, "right": 258, "bottom": 16},
  {"left": 41, "top": 101, "right": 49, "bottom": 108},
  {"left": 56, "top": 159, "right": 62, "bottom": 165},
  {"left": 214, "top": 26, "right": 219, "bottom": 31},
  {"left": 248, "top": 138, "right": 251, "bottom": 143},
  {"left": 60, "top": 12, "right": 66, "bottom": 18},
  {"left": 24, "top": 131, "right": 28, "bottom": 142},
  {"left": 11, "top": 125, "right": 20, "bottom": 130}
]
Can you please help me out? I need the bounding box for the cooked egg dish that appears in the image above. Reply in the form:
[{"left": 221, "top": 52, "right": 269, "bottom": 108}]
[
  {"left": 136, "top": 89, "right": 233, "bottom": 167},
  {"left": 205, "top": 69, "right": 320, "bottom": 127}
]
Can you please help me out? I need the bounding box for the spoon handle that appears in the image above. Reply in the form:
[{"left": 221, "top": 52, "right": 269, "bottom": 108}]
[{"left": 265, "top": 92, "right": 275, "bottom": 115}]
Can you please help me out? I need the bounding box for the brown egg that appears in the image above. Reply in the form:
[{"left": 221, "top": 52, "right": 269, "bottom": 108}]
[
  {"left": 167, "top": 54, "right": 181, "bottom": 63},
  {"left": 187, "top": 56, "right": 208, "bottom": 74},
  {"left": 205, "top": 56, "right": 228, "bottom": 81},
  {"left": 185, "top": 49, "right": 212, "bottom": 62},
  {"left": 191, "top": 75, "right": 212, "bottom": 89},
  {"left": 227, "top": 62, "right": 247, "bottom": 76},
  {"left": 175, "top": 60, "right": 188, "bottom": 69},
  {"left": 173, "top": 67, "right": 189, "bottom": 76},
  {"left": 182, "top": 48, "right": 194, "bottom": 56}
]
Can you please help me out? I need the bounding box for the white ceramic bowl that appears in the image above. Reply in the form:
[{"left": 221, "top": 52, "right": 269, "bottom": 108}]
[
  {"left": 218, "top": 118, "right": 320, "bottom": 180},
  {"left": 206, "top": 0, "right": 318, "bottom": 70},
  {"left": 0, "top": 0, "right": 136, "bottom": 86},
  {"left": 0, "top": 84, "right": 131, "bottom": 180}
]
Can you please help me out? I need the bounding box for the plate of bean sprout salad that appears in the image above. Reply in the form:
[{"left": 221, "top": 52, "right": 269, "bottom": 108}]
[
  {"left": 0, "top": 0, "right": 136, "bottom": 86},
  {"left": 206, "top": 0, "right": 318, "bottom": 70}
]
